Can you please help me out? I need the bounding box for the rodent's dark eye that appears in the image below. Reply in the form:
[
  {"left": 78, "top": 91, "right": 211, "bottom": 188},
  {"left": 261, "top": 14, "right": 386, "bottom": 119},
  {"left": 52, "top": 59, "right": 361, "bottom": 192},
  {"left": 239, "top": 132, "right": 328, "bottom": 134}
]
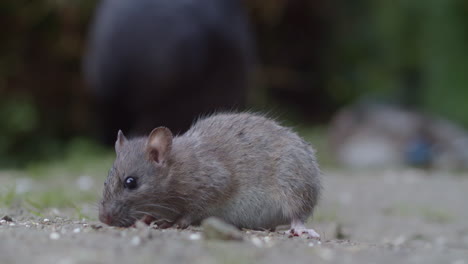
[{"left": 124, "top": 177, "right": 138, "bottom": 190}]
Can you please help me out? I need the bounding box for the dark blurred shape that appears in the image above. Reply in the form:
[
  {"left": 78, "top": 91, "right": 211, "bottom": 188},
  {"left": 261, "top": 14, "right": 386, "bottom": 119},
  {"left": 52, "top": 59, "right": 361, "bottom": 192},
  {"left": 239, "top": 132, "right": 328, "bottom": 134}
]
[
  {"left": 83, "top": 0, "right": 255, "bottom": 144},
  {"left": 249, "top": 0, "right": 335, "bottom": 122},
  {"left": 329, "top": 102, "right": 468, "bottom": 170}
]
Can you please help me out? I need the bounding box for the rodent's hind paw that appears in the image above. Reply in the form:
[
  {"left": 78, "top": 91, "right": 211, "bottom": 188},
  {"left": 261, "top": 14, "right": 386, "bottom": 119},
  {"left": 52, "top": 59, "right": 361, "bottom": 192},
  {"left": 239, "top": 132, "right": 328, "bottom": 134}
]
[
  {"left": 285, "top": 219, "right": 321, "bottom": 239},
  {"left": 285, "top": 228, "right": 321, "bottom": 239}
]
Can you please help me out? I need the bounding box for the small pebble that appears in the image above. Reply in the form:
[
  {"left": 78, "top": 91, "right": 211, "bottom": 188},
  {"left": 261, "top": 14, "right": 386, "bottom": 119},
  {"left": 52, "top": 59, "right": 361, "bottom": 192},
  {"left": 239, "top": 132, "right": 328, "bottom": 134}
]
[
  {"left": 251, "top": 237, "right": 263, "bottom": 248},
  {"left": 189, "top": 233, "right": 202, "bottom": 240},
  {"left": 131, "top": 236, "right": 141, "bottom": 246},
  {"left": 9, "top": 223, "right": 16, "bottom": 227},
  {"left": 134, "top": 221, "right": 147, "bottom": 230},
  {"left": 49, "top": 232, "right": 60, "bottom": 240},
  {"left": 43, "top": 218, "right": 50, "bottom": 223},
  {"left": 73, "top": 228, "right": 81, "bottom": 233},
  {"left": 308, "top": 242, "right": 315, "bottom": 247}
]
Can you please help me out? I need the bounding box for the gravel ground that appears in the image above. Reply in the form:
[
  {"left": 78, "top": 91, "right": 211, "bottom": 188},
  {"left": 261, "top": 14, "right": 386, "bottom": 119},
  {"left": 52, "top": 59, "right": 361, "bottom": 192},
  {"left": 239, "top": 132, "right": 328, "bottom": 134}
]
[{"left": 1, "top": 169, "right": 468, "bottom": 264}]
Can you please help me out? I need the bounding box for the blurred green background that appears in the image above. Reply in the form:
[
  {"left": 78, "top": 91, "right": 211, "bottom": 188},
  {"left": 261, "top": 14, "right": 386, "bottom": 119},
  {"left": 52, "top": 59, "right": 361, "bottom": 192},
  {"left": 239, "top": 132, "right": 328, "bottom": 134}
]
[{"left": 0, "top": 0, "right": 467, "bottom": 168}]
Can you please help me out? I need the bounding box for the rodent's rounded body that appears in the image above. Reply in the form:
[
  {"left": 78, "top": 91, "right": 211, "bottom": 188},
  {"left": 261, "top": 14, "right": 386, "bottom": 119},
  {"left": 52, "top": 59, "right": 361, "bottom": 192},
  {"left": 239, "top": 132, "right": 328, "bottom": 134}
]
[
  {"left": 174, "top": 113, "right": 321, "bottom": 229},
  {"left": 100, "top": 113, "right": 321, "bottom": 231}
]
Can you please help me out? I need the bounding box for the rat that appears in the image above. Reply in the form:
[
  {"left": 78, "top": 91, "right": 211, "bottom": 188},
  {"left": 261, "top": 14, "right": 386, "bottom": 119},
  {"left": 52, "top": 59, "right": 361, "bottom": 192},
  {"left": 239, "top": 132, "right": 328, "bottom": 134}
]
[{"left": 99, "top": 113, "right": 322, "bottom": 238}]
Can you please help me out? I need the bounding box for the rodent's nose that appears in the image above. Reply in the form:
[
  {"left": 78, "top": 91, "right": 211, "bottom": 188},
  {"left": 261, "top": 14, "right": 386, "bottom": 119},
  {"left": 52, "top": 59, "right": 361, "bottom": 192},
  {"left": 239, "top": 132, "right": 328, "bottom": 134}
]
[{"left": 99, "top": 208, "right": 113, "bottom": 225}]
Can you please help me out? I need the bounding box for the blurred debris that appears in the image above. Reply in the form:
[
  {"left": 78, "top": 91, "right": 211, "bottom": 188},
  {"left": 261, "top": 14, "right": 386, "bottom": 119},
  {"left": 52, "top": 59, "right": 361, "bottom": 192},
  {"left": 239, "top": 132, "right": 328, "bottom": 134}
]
[
  {"left": 90, "top": 224, "right": 102, "bottom": 230},
  {"left": 2, "top": 215, "right": 14, "bottom": 222},
  {"left": 201, "top": 217, "right": 244, "bottom": 241},
  {"left": 334, "top": 223, "right": 349, "bottom": 240},
  {"left": 329, "top": 103, "right": 468, "bottom": 170}
]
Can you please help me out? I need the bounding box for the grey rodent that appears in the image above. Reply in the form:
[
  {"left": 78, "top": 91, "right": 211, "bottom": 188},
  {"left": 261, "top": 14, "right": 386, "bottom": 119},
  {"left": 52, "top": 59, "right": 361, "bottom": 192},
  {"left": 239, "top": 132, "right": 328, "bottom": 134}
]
[{"left": 99, "top": 113, "right": 322, "bottom": 237}]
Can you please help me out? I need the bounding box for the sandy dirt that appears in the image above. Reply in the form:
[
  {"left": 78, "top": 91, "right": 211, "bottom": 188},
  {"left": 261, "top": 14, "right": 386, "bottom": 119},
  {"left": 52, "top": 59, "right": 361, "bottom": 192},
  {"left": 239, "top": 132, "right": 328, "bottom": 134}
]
[{"left": 1, "top": 169, "right": 467, "bottom": 264}]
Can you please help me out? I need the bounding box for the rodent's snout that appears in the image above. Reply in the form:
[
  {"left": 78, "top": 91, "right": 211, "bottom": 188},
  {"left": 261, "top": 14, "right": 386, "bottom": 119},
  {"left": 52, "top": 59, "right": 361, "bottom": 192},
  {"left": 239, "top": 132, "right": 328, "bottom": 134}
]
[
  {"left": 98, "top": 201, "right": 136, "bottom": 227},
  {"left": 98, "top": 206, "right": 113, "bottom": 226}
]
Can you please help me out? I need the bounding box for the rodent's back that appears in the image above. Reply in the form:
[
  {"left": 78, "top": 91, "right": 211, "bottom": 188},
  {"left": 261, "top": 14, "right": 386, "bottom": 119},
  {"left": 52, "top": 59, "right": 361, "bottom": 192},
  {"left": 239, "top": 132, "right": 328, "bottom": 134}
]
[
  {"left": 179, "top": 113, "right": 321, "bottom": 228},
  {"left": 184, "top": 113, "right": 318, "bottom": 175},
  {"left": 186, "top": 113, "right": 300, "bottom": 142}
]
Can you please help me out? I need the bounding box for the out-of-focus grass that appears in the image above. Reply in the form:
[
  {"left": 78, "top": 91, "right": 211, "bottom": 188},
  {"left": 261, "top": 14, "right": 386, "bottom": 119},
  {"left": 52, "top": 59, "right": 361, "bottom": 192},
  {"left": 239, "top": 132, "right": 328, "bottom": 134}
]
[
  {"left": 296, "top": 126, "right": 338, "bottom": 168},
  {"left": 0, "top": 186, "right": 17, "bottom": 208},
  {"left": 25, "top": 138, "right": 113, "bottom": 180},
  {"left": 0, "top": 138, "right": 113, "bottom": 217},
  {"left": 264, "top": 108, "right": 337, "bottom": 168},
  {"left": 313, "top": 207, "right": 339, "bottom": 223},
  {"left": 383, "top": 203, "right": 455, "bottom": 224}
]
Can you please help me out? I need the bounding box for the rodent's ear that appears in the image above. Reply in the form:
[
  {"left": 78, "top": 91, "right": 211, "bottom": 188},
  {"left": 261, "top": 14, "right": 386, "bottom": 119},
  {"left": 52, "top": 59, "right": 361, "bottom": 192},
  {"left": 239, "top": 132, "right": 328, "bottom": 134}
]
[
  {"left": 115, "top": 130, "right": 127, "bottom": 153},
  {"left": 146, "top": 127, "right": 173, "bottom": 164}
]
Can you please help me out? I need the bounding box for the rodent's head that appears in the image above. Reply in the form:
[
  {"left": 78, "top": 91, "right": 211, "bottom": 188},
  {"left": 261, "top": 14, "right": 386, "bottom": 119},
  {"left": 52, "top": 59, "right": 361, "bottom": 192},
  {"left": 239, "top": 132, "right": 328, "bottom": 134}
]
[{"left": 99, "top": 127, "right": 178, "bottom": 227}]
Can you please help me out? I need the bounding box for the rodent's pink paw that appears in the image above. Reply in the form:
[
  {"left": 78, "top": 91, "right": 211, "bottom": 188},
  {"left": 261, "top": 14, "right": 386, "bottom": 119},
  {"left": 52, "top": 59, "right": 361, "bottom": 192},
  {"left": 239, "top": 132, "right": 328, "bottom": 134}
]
[{"left": 285, "top": 228, "right": 321, "bottom": 239}]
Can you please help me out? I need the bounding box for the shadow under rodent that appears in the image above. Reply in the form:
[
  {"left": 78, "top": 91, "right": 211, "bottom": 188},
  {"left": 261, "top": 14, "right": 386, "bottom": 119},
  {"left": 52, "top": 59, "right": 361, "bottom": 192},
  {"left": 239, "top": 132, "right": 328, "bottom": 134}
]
[{"left": 99, "top": 113, "right": 321, "bottom": 238}]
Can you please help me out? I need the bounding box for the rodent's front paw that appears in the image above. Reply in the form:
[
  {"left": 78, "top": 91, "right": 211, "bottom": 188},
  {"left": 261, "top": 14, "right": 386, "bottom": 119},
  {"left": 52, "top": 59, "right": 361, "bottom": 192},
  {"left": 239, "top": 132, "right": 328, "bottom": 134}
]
[
  {"left": 141, "top": 215, "right": 156, "bottom": 225},
  {"left": 155, "top": 220, "right": 174, "bottom": 229}
]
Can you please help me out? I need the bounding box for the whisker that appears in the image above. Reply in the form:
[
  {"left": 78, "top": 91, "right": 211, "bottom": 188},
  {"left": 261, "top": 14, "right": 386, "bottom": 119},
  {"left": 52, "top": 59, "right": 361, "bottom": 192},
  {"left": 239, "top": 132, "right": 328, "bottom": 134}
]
[{"left": 132, "top": 202, "right": 181, "bottom": 215}]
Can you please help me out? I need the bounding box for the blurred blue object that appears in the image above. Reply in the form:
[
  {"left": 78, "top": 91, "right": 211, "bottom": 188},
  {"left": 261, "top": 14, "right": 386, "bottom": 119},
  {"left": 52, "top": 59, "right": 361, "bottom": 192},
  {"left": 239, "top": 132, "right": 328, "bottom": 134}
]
[
  {"left": 405, "top": 138, "right": 433, "bottom": 167},
  {"left": 329, "top": 103, "right": 468, "bottom": 170}
]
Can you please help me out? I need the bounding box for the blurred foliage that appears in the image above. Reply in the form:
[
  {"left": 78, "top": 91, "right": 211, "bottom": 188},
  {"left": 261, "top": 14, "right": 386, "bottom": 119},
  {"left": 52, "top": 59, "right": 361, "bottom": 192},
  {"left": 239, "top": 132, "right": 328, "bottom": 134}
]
[
  {"left": 0, "top": 0, "right": 468, "bottom": 167},
  {"left": 328, "top": 0, "right": 468, "bottom": 118},
  {"left": 0, "top": 0, "right": 95, "bottom": 167}
]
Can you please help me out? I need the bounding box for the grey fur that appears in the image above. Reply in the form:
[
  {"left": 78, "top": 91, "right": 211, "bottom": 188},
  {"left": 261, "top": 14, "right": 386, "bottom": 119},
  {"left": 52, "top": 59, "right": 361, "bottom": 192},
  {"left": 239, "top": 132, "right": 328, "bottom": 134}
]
[{"left": 99, "top": 112, "right": 322, "bottom": 230}]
